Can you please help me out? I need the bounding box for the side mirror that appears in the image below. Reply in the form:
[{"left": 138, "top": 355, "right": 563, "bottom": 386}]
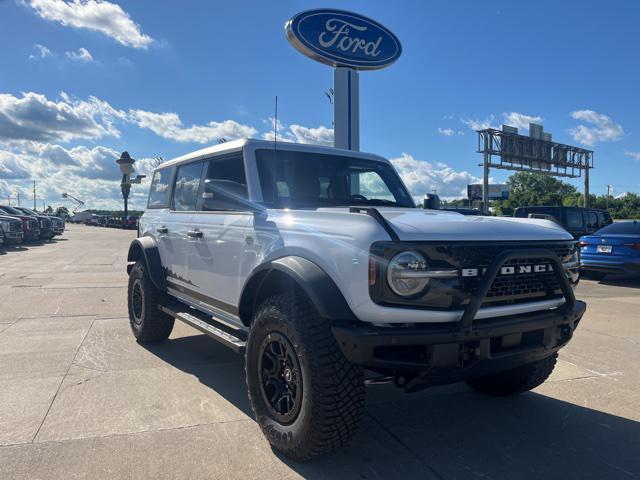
[
  {"left": 423, "top": 193, "right": 440, "bottom": 210},
  {"left": 202, "top": 179, "right": 263, "bottom": 213}
]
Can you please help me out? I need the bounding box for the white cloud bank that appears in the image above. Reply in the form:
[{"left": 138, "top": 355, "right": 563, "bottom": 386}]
[
  {"left": 65, "top": 47, "right": 93, "bottom": 62},
  {"left": 461, "top": 112, "right": 543, "bottom": 132},
  {"left": 27, "top": 0, "right": 153, "bottom": 49},
  {"left": 569, "top": 110, "right": 624, "bottom": 146}
]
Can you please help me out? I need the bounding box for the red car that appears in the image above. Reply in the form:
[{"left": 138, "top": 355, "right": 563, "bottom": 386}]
[{"left": 0, "top": 205, "right": 41, "bottom": 241}]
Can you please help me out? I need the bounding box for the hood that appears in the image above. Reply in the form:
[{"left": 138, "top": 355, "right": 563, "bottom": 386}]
[
  {"left": 380, "top": 209, "right": 573, "bottom": 241},
  {"left": 313, "top": 208, "right": 573, "bottom": 242}
]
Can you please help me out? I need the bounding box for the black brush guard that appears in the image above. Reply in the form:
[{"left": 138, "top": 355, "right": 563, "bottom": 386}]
[{"left": 332, "top": 249, "right": 586, "bottom": 386}]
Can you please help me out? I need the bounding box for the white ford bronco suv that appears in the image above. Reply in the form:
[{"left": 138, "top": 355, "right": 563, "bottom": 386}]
[{"left": 127, "top": 139, "right": 585, "bottom": 460}]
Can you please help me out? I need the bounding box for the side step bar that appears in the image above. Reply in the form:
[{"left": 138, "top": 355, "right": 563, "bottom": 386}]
[{"left": 160, "top": 303, "right": 247, "bottom": 354}]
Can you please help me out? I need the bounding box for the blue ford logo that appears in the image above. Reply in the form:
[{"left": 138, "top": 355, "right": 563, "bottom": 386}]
[{"left": 285, "top": 9, "right": 402, "bottom": 70}]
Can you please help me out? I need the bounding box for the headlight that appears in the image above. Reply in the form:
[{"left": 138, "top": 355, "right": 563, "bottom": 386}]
[{"left": 386, "top": 251, "right": 431, "bottom": 297}]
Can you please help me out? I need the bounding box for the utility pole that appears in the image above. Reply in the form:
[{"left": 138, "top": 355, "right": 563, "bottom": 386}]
[
  {"left": 33, "top": 180, "right": 36, "bottom": 211},
  {"left": 17, "top": 191, "right": 20, "bottom": 207},
  {"left": 606, "top": 184, "right": 612, "bottom": 210}
]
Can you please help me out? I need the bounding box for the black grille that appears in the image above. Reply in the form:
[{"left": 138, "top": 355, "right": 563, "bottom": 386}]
[
  {"left": 10, "top": 221, "right": 21, "bottom": 232},
  {"left": 449, "top": 242, "right": 576, "bottom": 268},
  {"left": 28, "top": 219, "right": 38, "bottom": 230}
]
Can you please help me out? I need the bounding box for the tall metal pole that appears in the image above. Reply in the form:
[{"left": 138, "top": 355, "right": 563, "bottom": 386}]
[
  {"left": 33, "top": 180, "right": 36, "bottom": 211},
  {"left": 333, "top": 67, "right": 359, "bottom": 151},
  {"left": 482, "top": 132, "right": 490, "bottom": 213},
  {"left": 606, "top": 184, "right": 611, "bottom": 210},
  {"left": 584, "top": 162, "right": 590, "bottom": 208}
]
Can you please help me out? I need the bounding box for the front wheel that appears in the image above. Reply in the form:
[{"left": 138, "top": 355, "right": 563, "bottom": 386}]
[
  {"left": 466, "top": 353, "right": 558, "bottom": 396},
  {"left": 245, "top": 293, "right": 365, "bottom": 460},
  {"left": 127, "top": 261, "right": 174, "bottom": 343}
]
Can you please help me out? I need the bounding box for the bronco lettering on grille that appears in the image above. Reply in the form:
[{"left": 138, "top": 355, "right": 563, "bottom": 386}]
[{"left": 461, "top": 264, "right": 553, "bottom": 278}]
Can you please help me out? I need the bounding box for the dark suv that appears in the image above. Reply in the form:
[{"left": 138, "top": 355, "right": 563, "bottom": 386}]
[
  {"left": 0, "top": 206, "right": 41, "bottom": 241},
  {"left": 514, "top": 206, "right": 613, "bottom": 239},
  {"left": 14, "top": 207, "right": 64, "bottom": 236},
  {"left": 0, "top": 214, "right": 24, "bottom": 244}
]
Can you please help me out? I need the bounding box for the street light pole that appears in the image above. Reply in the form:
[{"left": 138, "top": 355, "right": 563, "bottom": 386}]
[{"left": 116, "top": 151, "right": 146, "bottom": 229}]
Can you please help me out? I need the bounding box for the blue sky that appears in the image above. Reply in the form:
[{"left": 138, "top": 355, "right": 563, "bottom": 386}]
[{"left": 1, "top": 0, "right": 639, "bottom": 210}]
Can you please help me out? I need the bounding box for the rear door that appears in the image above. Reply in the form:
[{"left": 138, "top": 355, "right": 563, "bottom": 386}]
[
  {"left": 584, "top": 210, "right": 599, "bottom": 235},
  {"left": 165, "top": 160, "right": 205, "bottom": 292},
  {"left": 186, "top": 152, "right": 253, "bottom": 315}
]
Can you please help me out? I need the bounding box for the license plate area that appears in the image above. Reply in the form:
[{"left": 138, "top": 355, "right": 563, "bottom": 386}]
[{"left": 597, "top": 245, "right": 612, "bottom": 253}]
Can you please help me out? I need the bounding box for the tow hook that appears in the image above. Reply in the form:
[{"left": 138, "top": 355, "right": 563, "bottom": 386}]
[{"left": 460, "top": 342, "right": 481, "bottom": 367}]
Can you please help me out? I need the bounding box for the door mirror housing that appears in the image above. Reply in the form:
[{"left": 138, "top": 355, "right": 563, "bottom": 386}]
[
  {"left": 202, "top": 179, "right": 263, "bottom": 213},
  {"left": 422, "top": 193, "right": 440, "bottom": 210}
]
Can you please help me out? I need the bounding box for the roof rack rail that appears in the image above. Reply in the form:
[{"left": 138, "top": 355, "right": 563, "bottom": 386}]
[{"left": 349, "top": 207, "right": 399, "bottom": 242}]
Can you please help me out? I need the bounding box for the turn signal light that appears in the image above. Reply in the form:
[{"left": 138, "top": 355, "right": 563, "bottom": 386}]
[
  {"left": 623, "top": 243, "right": 640, "bottom": 250},
  {"left": 579, "top": 241, "right": 590, "bottom": 247}
]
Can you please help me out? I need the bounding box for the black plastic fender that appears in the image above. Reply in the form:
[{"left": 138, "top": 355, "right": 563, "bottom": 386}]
[
  {"left": 126, "top": 236, "right": 167, "bottom": 291},
  {"left": 238, "top": 256, "right": 357, "bottom": 325}
]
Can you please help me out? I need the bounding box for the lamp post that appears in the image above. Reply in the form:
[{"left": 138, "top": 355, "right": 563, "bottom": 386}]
[{"left": 116, "top": 152, "right": 145, "bottom": 228}]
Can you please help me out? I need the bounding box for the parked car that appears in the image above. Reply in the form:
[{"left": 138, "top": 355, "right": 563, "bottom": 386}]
[
  {"left": 123, "top": 215, "right": 139, "bottom": 229},
  {"left": 579, "top": 220, "right": 640, "bottom": 279},
  {"left": 514, "top": 206, "right": 613, "bottom": 239},
  {"left": 0, "top": 214, "right": 24, "bottom": 244},
  {"left": 14, "top": 207, "right": 65, "bottom": 236},
  {"left": 0, "top": 205, "right": 41, "bottom": 241},
  {"left": 126, "top": 139, "right": 584, "bottom": 460},
  {"left": 2, "top": 206, "right": 54, "bottom": 240}
]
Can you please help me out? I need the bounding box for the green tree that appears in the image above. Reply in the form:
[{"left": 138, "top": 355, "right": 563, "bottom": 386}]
[{"left": 493, "top": 172, "right": 577, "bottom": 214}]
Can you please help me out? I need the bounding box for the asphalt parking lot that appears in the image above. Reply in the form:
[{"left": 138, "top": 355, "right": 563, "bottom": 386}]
[{"left": 0, "top": 224, "right": 638, "bottom": 480}]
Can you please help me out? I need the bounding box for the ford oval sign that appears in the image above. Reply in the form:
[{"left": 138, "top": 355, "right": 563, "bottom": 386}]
[{"left": 285, "top": 9, "right": 402, "bottom": 70}]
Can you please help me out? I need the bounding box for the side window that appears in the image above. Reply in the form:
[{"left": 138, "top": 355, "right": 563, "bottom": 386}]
[
  {"left": 598, "top": 211, "right": 612, "bottom": 226},
  {"left": 585, "top": 211, "right": 598, "bottom": 229},
  {"left": 353, "top": 171, "right": 395, "bottom": 201},
  {"left": 565, "top": 210, "right": 584, "bottom": 229},
  {"left": 147, "top": 167, "right": 174, "bottom": 208},
  {"left": 202, "top": 154, "right": 248, "bottom": 211},
  {"left": 173, "top": 162, "right": 204, "bottom": 211}
]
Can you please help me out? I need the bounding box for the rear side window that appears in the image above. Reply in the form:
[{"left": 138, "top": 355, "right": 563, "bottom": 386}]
[
  {"left": 565, "top": 210, "right": 584, "bottom": 229},
  {"left": 598, "top": 221, "right": 640, "bottom": 234},
  {"left": 147, "top": 167, "right": 174, "bottom": 208},
  {"left": 173, "top": 162, "right": 204, "bottom": 211},
  {"left": 585, "top": 211, "right": 598, "bottom": 229},
  {"left": 598, "top": 211, "right": 613, "bottom": 226}
]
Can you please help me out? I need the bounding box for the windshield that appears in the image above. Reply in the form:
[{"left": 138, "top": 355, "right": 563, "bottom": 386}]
[
  {"left": 0, "top": 205, "right": 23, "bottom": 215},
  {"left": 17, "top": 207, "right": 36, "bottom": 215},
  {"left": 598, "top": 221, "right": 640, "bottom": 235},
  {"left": 255, "top": 149, "right": 415, "bottom": 209}
]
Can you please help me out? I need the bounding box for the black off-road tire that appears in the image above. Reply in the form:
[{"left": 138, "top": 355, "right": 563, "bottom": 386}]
[
  {"left": 466, "top": 353, "right": 558, "bottom": 396},
  {"left": 245, "top": 293, "right": 365, "bottom": 460},
  {"left": 127, "top": 261, "right": 174, "bottom": 343}
]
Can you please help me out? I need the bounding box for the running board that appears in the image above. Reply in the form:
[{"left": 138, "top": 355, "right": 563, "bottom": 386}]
[{"left": 160, "top": 303, "right": 246, "bottom": 353}]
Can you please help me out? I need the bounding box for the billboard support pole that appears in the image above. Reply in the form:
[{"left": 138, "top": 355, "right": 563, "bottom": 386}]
[
  {"left": 584, "top": 163, "right": 590, "bottom": 207},
  {"left": 482, "top": 134, "right": 490, "bottom": 212},
  {"left": 333, "top": 67, "right": 359, "bottom": 151}
]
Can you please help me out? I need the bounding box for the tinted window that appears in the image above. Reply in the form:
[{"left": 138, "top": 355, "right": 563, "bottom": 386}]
[
  {"left": 147, "top": 167, "right": 174, "bottom": 208},
  {"left": 255, "top": 149, "right": 414, "bottom": 208},
  {"left": 598, "top": 211, "right": 613, "bottom": 226},
  {"left": 173, "top": 162, "right": 204, "bottom": 211},
  {"left": 565, "top": 210, "right": 584, "bottom": 229},
  {"left": 585, "top": 211, "right": 598, "bottom": 229},
  {"left": 202, "top": 154, "right": 248, "bottom": 211},
  {"left": 598, "top": 222, "right": 640, "bottom": 235}
]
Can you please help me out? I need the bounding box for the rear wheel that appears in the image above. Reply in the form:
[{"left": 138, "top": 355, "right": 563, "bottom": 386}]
[
  {"left": 127, "top": 261, "right": 174, "bottom": 343},
  {"left": 466, "top": 353, "right": 557, "bottom": 396},
  {"left": 245, "top": 293, "right": 365, "bottom": 460}
]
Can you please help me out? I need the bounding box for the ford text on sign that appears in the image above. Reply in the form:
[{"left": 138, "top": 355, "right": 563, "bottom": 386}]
[{"left": 285, "top": 9, "right": 402, "bottom": 70}]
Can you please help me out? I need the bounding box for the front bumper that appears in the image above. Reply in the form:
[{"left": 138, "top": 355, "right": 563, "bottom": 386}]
[
  {"left": 333, "top": 301, "right": 585, "bottom": 375},
  {"left": 4, "top": 232, "right": 24, "bottom": 244},
  {"left": 333, "top": 247, "right": 585, "bottom": 390}
]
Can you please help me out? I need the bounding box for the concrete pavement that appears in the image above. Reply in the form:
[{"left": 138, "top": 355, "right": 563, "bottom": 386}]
[{"left": 0, "top": 225, "right": 638, "bottom": 479}]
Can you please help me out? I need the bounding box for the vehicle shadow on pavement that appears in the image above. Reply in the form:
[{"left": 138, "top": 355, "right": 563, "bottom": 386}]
[
  {"left": 144, "top": 334, "right": 640, "bottom": 479},
  {"left": 598, "top": 274, "right": 640, "bottom": 288}
]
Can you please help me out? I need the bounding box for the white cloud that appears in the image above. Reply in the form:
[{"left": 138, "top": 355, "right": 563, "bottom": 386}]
[
  {"left": 461, "top": 115, "right": 496, "bottom": 131},
  {"left": 27, "top": 0, "right": 153, "bottom": 49},
  {"left": 0, "top": 92, "right": 124, "bottom": 143},
  {"left": 129, "top": 110, "right": 257, "bottom": 143},
  {"left": 29, "top": 43, "right": 52, "bottom": 60},
  {"left": 502, "top": 112, "right": 543, "bottom": 130},
  {"left": 65, "top": 47, "right": 93, "bottom": 62},
  {"left": 437, "top": 127, "right": 464, "bottom": 137},
  {"left": 390, "top": 153, "right": 482, "bottom": 200},
  {"left": 624, "top": 151, "right": 640, "bottom": 161},
  {"left": 569, "top": 110, "right": 623, "bottom": 146},
  {"left": 263, "top": 121, "right": 334, "bottom": 146}
]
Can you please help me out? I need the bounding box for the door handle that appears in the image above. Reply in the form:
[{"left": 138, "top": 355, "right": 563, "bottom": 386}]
[
  {"left": 187, "top": 230, "right": 203, "bottom": 238},
  {"left": 156, "top": 226, "right": 168, "bottom": 234}
]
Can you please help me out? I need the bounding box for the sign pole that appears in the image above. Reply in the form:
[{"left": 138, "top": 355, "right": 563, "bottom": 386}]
[{"left": 333, "top": 67, "right": 359, "bottom": 151}]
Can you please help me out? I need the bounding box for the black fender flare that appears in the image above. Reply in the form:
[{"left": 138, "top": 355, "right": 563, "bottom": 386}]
[
  {"left": 238, "top": 256, "right": 357, "bottom": 325},
  {"left": 126, "top": 236, "right": 167, "bottom": 291}
]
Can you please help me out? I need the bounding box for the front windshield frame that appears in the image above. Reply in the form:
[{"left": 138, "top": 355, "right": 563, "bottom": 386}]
[
  {"left": 254, "top": 149, "right": 415, "bottom": 209},
  {"left": 1, "top": 205, "right": 23, "bottom": 215}
]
